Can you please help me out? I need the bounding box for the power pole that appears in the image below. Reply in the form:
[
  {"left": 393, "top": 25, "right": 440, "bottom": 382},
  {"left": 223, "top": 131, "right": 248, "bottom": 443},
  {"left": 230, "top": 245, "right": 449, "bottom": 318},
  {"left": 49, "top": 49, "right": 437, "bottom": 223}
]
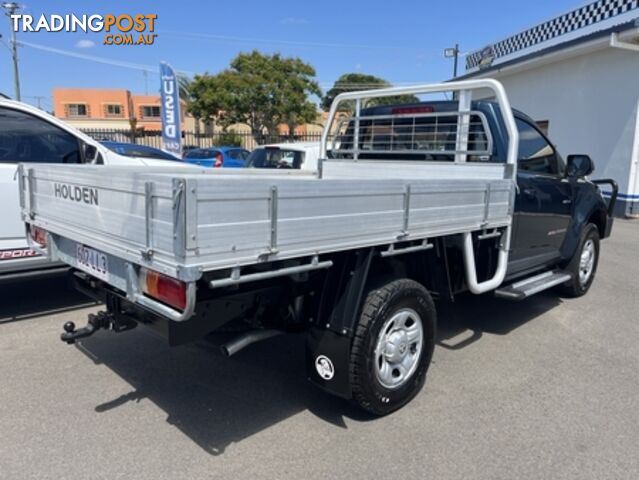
[
  {"left": 26, "top": 95, "right": 46, "bottom": 109},
  {"left": 2, "top": 2, "right": 21, "bottom": 101}
]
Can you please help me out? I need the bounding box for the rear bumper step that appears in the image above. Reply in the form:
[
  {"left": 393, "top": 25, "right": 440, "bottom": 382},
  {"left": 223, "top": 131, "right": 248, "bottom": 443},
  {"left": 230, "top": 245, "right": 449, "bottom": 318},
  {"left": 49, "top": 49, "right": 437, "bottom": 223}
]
[{"left": 495, "top": 270, "right": 572, "bottom": 300}]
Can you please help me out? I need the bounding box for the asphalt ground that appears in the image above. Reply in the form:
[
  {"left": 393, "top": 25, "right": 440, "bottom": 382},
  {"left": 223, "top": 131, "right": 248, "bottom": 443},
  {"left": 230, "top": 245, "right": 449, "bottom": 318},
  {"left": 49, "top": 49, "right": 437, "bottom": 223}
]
[{"left": 1, "top": 220, "right": 638, "bottom": 480}]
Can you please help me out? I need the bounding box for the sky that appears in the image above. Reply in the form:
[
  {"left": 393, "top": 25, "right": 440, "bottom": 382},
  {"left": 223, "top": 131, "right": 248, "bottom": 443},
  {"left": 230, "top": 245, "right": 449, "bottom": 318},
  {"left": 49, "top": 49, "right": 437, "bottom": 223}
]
[{"left": 0, "top": 0, "right": 588, "bottom": 111}]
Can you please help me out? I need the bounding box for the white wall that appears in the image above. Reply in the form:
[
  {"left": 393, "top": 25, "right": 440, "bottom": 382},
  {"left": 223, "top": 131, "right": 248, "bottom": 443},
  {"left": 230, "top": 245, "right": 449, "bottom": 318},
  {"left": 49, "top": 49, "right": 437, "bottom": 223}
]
[{"left": 490, "top": 47, "right": 639, "bottom": 214}]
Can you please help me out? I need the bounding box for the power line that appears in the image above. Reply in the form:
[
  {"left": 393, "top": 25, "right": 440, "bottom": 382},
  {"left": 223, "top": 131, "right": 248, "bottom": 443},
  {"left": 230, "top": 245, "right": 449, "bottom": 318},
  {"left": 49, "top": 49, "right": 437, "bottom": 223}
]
[
  {"left": 17, "top": 40, "right": 195, "bottom": 76},
  {"left": 18, "top": 41, "right": 442, "bottom": 87},
  {"left": 163, "top": 30, "right": 440, "bottom": 53},
  {"left": 17, "top": 40, "right": 449, "bottom": 94}
]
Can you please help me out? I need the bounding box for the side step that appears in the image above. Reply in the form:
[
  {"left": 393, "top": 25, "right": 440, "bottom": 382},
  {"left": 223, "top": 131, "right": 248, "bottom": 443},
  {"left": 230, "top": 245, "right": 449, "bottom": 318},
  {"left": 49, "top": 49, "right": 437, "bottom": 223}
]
[{"left": 494, "top": 270, "right": 572, "bottom": 300}]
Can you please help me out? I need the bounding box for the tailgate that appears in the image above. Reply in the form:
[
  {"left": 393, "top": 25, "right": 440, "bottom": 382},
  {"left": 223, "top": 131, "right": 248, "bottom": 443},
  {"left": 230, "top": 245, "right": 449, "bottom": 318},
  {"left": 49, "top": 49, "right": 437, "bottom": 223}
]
[{"left": 20, "top": 164, "right": 186, "bottom": 279}]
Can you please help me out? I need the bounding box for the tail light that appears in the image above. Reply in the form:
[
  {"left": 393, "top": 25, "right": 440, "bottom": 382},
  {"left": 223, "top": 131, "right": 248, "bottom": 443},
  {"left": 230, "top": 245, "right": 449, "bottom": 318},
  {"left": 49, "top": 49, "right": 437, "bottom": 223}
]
[
  {"left": 391, "top": 106, "right": 434, "bottom": 115},
  {"left": 214, "top": 153, "right": 224, "bottom": 168},
  {"left": 140, "top": 269, "right": 187, "bottom": 311},
  {"left": 30, "top": 226, "right": 48, "bottom": 247}
]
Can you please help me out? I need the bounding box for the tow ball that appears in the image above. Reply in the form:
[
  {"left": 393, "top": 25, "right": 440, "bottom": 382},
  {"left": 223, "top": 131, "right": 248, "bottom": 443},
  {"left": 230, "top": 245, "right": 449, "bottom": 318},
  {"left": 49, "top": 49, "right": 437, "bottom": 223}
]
[{"left": 61, "top": 311, "right": 136, "bottom": 344}]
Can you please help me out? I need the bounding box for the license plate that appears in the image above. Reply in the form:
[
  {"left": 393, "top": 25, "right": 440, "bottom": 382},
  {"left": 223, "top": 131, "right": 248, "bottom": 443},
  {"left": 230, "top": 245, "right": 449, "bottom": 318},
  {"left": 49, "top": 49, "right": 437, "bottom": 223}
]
[{"left": 75, "top": 244, "right": 109, "bottom": 282}]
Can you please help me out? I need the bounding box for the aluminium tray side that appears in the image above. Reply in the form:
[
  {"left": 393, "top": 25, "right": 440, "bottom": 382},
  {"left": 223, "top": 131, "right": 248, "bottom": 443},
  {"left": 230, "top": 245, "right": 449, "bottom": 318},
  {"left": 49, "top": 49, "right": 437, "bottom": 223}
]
[
  {"left": 22, "top": 164, "right": 514, "bottom": 280},
  {"left": 189, "top": 175, "right": 512, "bottom": 270}
]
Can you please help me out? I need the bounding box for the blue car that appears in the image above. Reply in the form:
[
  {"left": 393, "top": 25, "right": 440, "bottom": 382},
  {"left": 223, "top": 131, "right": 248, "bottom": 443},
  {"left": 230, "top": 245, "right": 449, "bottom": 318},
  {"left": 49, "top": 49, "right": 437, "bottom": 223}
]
[
  {"left": 100, "top": 141, "right": 181, "bottom": 161},
  {"left": 184, "top": 146, "right": 250, "bottom": 168}
]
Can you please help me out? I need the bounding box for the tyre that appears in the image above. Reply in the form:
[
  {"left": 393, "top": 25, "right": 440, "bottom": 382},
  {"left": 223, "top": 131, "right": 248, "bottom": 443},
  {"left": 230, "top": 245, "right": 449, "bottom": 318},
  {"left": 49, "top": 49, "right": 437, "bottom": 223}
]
[
  {"left": 559, "top": 223, "right": 600, "bottom": 297},
  {"left": 350, "top": 278, "right": 436, "bottom": 415}
]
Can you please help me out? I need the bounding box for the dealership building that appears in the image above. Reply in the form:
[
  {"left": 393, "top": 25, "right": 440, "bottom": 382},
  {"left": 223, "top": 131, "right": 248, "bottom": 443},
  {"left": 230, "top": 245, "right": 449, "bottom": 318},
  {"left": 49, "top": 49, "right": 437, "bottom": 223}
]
[{"left": 461, "top": 0, "right": 639, "bottom": 216}]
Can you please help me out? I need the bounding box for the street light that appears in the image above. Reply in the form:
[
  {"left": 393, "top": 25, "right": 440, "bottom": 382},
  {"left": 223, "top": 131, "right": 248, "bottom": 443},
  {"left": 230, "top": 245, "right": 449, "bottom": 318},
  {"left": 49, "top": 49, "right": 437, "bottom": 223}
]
[
  {"left": 1, "top": 2, "right": 21, "bottom": 101},
  {"left": 444, "top": 44, "right": 460, "bottom": 79}
]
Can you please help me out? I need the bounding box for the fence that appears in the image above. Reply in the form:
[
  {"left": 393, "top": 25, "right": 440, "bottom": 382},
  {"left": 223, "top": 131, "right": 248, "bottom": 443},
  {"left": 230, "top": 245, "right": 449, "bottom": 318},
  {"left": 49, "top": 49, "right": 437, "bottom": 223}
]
[{"left": 79, "top": 128, "right": 323, "bottom": 152}]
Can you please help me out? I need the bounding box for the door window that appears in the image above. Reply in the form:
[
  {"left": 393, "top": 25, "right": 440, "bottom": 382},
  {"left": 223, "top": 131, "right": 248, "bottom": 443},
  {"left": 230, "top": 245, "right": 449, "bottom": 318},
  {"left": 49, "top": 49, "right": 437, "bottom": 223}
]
[
  {"left": 227, "top": 149, "right": 249, "bottom": 160},
  {"left": 0, "top": 107, "right": 81, "bottom": 164},
  {"left": 516, "top": 118, "right": 563, "bottom": 176}
]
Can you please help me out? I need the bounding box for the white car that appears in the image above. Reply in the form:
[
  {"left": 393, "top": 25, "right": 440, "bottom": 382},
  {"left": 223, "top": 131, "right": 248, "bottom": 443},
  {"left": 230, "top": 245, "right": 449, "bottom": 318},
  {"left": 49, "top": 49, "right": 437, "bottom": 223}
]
[
  {"left": 246, "top": 142, "right": 321, "bottom": 172},
  {"left": 0, "top": 97, "right": 190, "bottom": 281}
]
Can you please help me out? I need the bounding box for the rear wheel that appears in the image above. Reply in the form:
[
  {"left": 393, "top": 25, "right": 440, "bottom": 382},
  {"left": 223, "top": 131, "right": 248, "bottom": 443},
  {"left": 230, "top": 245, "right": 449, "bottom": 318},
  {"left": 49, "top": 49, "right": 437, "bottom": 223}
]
[
  {"left": 559, "top": 223, "right": 600, "bottom": 297},
  {"left": 350, "top": 278, "right": 436, "bottom": 415}
]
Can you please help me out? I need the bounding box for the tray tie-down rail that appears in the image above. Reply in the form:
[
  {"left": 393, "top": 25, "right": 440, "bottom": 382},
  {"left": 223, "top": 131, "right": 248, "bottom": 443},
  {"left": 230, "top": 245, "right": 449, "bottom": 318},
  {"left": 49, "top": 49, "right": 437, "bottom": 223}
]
[
  {"left": 209, "top": 255, "right": 334, "bottom": 289},
  {"left": 209, "top": 239, "right": 436, "bottom": 290}
]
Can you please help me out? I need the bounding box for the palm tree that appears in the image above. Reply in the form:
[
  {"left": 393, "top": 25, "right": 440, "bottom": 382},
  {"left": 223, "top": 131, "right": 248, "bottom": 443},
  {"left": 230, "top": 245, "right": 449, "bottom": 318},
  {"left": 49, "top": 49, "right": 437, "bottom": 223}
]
[
  {"left": 176, "top": 74, "right": 203, "bottom": 139},
  {"left": 177, "top": 74, "right": 192, "bottom": 102}
]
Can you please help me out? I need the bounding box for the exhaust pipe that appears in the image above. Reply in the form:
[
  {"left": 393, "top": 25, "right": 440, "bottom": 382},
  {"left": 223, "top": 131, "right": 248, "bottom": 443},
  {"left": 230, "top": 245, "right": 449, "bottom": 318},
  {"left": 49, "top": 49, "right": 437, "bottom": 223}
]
[{"left": 221, "top": 329, "right": 283, "bottom": 357}]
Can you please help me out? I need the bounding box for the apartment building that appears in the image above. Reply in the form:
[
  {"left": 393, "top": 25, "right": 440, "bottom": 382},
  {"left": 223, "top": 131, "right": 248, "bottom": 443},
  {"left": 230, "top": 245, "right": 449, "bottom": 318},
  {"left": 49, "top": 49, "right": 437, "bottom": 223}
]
[{"left": 52, "top": 88, "right": 187, "bottom": 130}]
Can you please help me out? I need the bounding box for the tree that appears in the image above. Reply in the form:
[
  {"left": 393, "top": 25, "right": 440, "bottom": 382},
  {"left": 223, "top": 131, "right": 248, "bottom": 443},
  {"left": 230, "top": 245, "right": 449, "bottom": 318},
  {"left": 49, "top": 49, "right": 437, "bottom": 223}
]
[
  {"left": 276, "top": 56, "right": 322, "bottom": 138},
  {"left": 177, "top": 74, "right": 203, "bottom": 136},
  {"left": 188, "top": 51, "right": 321, "bottom": 143},
  {"left": 187, "top": 72, "right": 227, "bottom": 126},
  {"left": 321, "top": 73, "right": 419, "bottom": 112}
]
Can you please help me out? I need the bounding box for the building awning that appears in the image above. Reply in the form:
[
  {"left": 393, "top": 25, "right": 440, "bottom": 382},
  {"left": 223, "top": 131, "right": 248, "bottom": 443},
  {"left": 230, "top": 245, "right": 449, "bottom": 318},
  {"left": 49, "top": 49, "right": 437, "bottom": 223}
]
[{"left": 462, "top": 0, "right": 639, "bottom": 78}]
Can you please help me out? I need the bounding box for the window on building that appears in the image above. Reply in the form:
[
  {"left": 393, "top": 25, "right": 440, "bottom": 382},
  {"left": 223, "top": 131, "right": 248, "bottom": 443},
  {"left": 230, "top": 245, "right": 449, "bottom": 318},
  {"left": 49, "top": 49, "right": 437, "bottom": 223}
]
[
  {"left": 141, "top": 105, "right": 161, "bottom": 118},
  {"left": 105, "top": 104, "right": 123, "bottom": 117},
  {"left": 67, "top": 104, "right": 88, "bottom": 118}
]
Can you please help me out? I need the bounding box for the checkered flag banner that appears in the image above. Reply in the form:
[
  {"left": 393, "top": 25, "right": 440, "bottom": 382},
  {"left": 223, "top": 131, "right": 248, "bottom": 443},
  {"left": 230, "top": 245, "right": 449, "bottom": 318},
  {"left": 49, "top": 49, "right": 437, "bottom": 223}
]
[{"left": 466, "top": 0, "right": 639, "bottom": 70}]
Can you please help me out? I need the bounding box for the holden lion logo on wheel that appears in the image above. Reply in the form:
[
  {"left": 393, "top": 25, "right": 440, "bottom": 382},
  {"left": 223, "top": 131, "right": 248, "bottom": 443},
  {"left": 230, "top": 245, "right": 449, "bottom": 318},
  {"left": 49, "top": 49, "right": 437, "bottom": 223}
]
[{"left": 315, "top": 355, "right": 335, "bottom": 380}]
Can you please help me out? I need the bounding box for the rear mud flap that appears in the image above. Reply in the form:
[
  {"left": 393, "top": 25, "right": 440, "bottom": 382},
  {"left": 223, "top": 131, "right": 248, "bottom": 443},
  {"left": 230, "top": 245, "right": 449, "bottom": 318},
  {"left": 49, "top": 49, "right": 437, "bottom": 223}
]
[{"left": 306, "top": 326, "right": 352, "bottom": 399}]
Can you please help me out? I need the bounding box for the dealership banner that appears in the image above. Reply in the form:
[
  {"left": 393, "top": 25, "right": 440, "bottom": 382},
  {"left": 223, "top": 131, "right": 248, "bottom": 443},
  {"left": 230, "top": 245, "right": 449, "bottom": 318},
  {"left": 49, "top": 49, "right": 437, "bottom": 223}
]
[{"left": 159, "top": 61, "right": 182, "bottom": 156}]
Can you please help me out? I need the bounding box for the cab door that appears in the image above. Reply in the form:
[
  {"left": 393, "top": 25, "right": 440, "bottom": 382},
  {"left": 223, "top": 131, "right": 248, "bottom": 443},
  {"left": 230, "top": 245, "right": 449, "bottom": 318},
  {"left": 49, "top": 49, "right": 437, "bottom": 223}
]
[{"left": 509, "top": 117, "right": 572, "bottom": 273}]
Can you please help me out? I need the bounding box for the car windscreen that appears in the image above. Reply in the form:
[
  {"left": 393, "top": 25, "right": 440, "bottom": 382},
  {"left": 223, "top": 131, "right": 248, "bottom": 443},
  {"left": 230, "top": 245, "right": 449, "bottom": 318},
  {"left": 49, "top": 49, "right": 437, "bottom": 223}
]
[
  {"left": 116, "top": 146, "right": 178, "bottom": 161},
  {"left": 185, "top": 149, "right": 218, "bottom": 159},
  {"left": 246, "top": 148, "right": 304, "bottom": 169}
]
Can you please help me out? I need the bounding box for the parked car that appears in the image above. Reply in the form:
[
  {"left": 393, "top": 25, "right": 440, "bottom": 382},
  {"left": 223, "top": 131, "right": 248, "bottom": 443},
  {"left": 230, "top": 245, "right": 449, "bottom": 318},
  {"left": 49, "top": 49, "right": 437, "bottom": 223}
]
[
  {"left": 0, "top": 97, "right": 197, "bottom": 281},
  {"left": 184, "top": 147, "right": 250, "bottom": 168},
  {"left": 100, "top": 141, "right": 181, "bottom": 161},
  {"left": 246, "top": 142, "right": 320, "bottom": 171}
]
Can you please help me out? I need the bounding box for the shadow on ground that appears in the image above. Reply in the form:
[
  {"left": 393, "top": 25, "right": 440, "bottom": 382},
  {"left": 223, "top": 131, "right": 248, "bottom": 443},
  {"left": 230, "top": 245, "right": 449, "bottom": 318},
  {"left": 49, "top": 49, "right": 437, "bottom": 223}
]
[
  {"left": 77, "top": 330, "right": 361, "bottom": 455},
  {"left": 0, "top": 271, "right": 97, "bottom": 323},
  {"left": 436, "top": 291, "right": 563, "bottom": 350},
  {"left": 74, "top": 290, "right": 562, "bottom": 456}
]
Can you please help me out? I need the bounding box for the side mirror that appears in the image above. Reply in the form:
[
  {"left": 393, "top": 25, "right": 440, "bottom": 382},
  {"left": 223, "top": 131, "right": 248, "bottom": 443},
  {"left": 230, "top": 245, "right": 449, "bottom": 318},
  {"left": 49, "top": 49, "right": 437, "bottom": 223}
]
[{"left": 566, "top": 154, "right": 594, "bottom": 178}]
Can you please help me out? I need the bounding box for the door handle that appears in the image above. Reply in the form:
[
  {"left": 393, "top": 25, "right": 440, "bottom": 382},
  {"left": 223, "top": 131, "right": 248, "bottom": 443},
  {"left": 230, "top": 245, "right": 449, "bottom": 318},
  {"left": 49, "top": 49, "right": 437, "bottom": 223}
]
[
  {"left": 562, "top": 199, "right": 572, "bottom": 205},
  {"left": 522, "top": 188, "right": 537, "bottom": 199}
]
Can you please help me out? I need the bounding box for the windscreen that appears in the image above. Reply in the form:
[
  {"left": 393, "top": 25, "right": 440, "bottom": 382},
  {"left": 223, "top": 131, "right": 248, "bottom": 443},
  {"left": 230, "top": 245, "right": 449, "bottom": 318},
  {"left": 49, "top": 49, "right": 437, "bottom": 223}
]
[
  {"left": 185, "top": 149, "right": 218, "bottom": 160},
  {"left": 113, "top": 146, "right": 179, "bottom": 161},
  {"left": 246, "top": 148, "right": 304, "bottom": 169}
]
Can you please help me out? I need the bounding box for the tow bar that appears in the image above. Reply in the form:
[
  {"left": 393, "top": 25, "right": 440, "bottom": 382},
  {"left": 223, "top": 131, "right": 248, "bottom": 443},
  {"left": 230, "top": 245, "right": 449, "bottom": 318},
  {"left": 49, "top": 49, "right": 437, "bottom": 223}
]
[{"left": 61, "top": 311, "right": 136, "bottom": 344}]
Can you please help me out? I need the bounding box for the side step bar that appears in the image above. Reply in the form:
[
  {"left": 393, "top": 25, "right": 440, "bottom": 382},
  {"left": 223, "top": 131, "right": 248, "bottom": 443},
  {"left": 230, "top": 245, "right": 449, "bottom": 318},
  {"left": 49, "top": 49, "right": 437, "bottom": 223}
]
[{"left": 495, "top": 270, "right": 572, "bottom": 300}]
